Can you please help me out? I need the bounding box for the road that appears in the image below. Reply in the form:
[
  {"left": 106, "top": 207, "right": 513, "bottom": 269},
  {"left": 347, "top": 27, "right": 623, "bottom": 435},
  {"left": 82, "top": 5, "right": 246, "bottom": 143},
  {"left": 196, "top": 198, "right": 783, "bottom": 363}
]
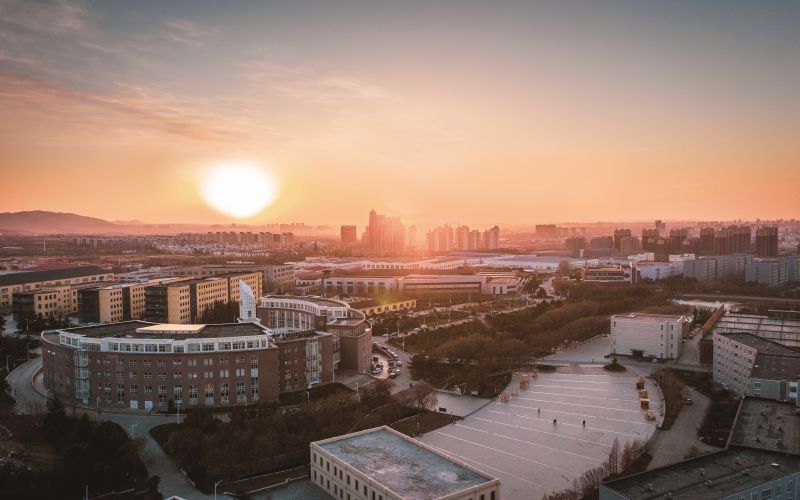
[
  {"left": 647, "top": 385, "right": 719, "bottom": 468},
  {"left": 372, "top": 338, "right": 414, "bottom": 392},
  {"left": 5, "top": 356, "right": 43, "bottom": 414}
]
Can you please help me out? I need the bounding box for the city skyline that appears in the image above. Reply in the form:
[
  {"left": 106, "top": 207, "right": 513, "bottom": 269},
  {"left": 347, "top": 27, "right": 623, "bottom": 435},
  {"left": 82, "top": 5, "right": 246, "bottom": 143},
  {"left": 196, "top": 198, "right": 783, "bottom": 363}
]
[{"left": 2, "top": 1, "right": 799, "bottom": 225}]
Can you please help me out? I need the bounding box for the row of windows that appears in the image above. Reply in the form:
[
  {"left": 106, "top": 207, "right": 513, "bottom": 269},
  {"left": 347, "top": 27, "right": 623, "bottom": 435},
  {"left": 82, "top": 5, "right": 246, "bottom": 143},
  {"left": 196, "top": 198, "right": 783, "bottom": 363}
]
[
  {"left": 100, "top": 379, "right": 259, "bottom": 405},
  {"left": 99, "top": 368, "right": 257, "bottom": 379}
]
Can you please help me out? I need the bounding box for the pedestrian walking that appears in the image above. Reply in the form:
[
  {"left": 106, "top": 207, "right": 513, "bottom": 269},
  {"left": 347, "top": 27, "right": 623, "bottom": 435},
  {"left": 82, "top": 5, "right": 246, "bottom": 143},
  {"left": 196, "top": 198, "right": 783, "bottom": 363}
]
[
  {"left": 553, "top": 419, "right": 557, "bottom": 425},
  {"left": 582, "top": 420, "right": 586, "bottom": 427},
  {"left": 537, "top": 408, "right": 541, "bottom": 415}
]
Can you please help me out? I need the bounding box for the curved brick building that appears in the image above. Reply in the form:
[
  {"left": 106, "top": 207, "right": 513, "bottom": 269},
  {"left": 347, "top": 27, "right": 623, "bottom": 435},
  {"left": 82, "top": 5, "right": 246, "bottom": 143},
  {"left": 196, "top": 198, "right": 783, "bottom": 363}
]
[
  {"left": 42, "top": 295, "right": 371, "bottom": 411},
  {"left": 257, "top": 295, "right": 372, "bottom": 380}
]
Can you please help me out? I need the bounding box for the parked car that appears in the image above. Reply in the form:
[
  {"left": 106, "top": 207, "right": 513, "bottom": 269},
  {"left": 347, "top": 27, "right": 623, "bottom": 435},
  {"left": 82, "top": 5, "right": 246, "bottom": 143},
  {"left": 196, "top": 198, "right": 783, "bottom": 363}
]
[
  {"left": 395, "top": 360, "right": 402, "bottom": 366},
  {"left": 685, "top": 397, "right": 694, "bottom": 405},
  {"left": 389, "top": 369, "right": 399, "bottom": 379}
]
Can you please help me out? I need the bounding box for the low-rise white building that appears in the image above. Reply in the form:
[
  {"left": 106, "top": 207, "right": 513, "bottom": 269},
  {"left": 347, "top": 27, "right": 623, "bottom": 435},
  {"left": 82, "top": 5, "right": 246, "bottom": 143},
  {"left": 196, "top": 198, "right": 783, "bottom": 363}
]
[
  {"left": 610, "top": 313, "right": 690, "bottom": 359},
  {"left": 635, "top": 261, "right": 683, "bottom": 281},
  {"left": 311, "top": 426, "right": 500, "bottom": 500}
]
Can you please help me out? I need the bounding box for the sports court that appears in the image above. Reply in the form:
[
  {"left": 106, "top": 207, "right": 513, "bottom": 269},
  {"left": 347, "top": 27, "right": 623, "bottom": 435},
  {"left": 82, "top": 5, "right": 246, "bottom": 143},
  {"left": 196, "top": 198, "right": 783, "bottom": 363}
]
[{"left": 419, "top": 367, "right": 660, "bottom": 499}]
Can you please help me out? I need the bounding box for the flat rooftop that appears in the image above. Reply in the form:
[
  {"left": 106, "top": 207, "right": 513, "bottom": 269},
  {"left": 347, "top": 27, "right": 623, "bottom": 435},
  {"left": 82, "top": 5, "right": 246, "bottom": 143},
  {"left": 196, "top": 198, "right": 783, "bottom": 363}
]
[
  {"left": 730, "top": 398, "right": 800, "bottom": 455},
  {"left": 602, "top": 446, "right": 800, "bottom": 500},
  {"left": 263, "top": 295, "right": 346, "bottom": 308},
  {"left": 721, "top": 332, "right": 800, "bottom": 357},
  {"left": 58, "top": 321, "right": 270, "bottom": 340},
  {"left": 0, "top": 265, "right": 109, "bottom": 286},
  {"left": 611, "top": 312, "right": 687, "bottom": 323},
  {"left": 720, "top": 333, "right": 800, "bottom": 380},
  {"left": 316, "top": 427, "right": 494, "bottom": 499}
]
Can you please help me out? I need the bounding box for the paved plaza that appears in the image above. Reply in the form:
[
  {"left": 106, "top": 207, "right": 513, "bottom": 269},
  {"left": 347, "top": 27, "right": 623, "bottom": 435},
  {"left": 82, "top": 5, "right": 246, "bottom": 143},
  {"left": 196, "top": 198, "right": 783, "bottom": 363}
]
[{"left": 420, "top": 367, "right": 660, "bottom": 499}]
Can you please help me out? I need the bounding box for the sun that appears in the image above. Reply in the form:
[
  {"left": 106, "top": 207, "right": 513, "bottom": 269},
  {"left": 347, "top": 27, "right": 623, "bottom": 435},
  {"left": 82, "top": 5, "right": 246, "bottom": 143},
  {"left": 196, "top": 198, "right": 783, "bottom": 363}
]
[{"left": 201, "top": 163, "right": 278, "bottom": 218}]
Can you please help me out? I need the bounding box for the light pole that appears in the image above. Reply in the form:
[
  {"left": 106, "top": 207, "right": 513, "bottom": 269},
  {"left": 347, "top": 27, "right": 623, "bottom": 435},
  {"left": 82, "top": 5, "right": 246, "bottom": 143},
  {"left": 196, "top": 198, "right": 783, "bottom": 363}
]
[
  {"left": 176, "top": 403, "right": 181, "bottom": 425},
  {"left": 5, "top": 354, "right": 10, "bottom": 373},
  {"left": 214, "top": 479, "right": 223, "bottom": 500},
  {"left": 26, "top": 341, "right": 33, "bottom": 361},
  {"left": 131, "top": 423, "right": 138, "bottom": 438}
]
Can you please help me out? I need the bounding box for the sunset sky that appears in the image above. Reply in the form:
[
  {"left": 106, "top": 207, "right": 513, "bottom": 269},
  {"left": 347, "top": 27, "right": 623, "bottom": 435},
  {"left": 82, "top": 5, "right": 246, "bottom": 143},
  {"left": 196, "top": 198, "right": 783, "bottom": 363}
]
[{"left": 1, "top": 0, "right": 799, "bottom": 226}]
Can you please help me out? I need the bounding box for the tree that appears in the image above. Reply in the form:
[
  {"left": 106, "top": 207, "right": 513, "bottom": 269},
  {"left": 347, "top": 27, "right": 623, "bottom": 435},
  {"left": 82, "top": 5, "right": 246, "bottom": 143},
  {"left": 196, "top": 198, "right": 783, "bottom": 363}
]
[
  {"left": 409, "top": 382, "right": 437, "bottom": 411},
  {"left": 198, "top": 300, "right": 240, "bottom": 323},
  {"left": 360, "top": 380, "right": 393, "bottom": 410},
  {"left": 557, "top": 261, "right": 571, "bottom": 277},
  {"left": 606, "top": 437, "right": 620, "bottom": 475}
]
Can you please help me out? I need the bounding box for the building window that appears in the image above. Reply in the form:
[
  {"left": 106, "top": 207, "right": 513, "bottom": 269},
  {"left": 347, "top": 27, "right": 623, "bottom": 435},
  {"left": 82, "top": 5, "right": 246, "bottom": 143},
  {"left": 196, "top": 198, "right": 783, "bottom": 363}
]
[
  {"left": 205, "top": 383, "right": 214, "bottom": 405},
  {"left": 251, "top": 378, "right": 259, "bottom": 401}
]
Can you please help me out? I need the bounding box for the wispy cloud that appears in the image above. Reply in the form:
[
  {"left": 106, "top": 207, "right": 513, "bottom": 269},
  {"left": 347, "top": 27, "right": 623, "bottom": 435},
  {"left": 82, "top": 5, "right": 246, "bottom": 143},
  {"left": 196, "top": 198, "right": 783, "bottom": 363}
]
[
  {"left": 0, "top": 71, "right": 250, "bottom": 142},
  {"left": 0, "top": 49, "right": 39, "bottom": 66},
  {"left": 244, "top": 59, "right": 397, "bottom": 105},
  {"left": 0, "top": 0, "right": 88, "bottom": 34},
  {"left": 161, "top": 19, "right": 215, "bottom": 47}
]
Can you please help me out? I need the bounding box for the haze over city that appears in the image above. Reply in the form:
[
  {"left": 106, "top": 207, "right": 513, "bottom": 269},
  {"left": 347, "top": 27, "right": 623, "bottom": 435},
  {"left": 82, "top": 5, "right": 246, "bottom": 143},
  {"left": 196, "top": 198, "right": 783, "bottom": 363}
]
[{"left": 2, "top": 0, "right": 799, "bottom": 226}]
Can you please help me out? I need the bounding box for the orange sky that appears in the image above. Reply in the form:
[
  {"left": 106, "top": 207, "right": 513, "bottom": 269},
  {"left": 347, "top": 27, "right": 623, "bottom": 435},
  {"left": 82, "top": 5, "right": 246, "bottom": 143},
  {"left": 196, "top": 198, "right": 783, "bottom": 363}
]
[{"left": 1, "top": 1, "right": 799, "bottom": 226}]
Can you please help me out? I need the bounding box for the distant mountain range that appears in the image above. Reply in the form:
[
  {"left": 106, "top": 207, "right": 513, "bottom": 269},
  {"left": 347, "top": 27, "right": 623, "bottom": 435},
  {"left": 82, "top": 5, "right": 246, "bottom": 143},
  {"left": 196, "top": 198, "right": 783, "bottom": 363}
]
[
  {"left": 0, "top": 211, "right": 335, "bottom": 236},
  {"left": 0, "top": 211, "right": 123, "bottom": 235}
]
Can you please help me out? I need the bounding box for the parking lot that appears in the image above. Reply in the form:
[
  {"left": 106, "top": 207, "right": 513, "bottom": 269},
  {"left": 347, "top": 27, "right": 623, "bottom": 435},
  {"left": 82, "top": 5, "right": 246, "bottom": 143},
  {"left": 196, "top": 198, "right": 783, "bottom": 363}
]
[{"left": 419, "top": 367, "right": 660, "bottom": 499}]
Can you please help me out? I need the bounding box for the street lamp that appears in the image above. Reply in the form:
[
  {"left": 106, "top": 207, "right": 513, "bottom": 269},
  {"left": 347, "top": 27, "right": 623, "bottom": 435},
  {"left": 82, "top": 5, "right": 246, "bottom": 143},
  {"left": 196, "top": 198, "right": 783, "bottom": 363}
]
[
  {"left": 214, "top": 479, "right": 224, "bottom": 500},
  {"left": 131, "top": 423, "right": 138, "bottom": 438}
]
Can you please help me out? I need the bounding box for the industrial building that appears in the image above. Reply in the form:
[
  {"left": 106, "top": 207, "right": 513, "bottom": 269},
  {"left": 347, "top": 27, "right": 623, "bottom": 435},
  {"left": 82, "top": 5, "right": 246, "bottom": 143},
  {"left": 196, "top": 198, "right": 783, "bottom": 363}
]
[
  {"left": 310, "top": 426, "right": 500, "bottom": 500},
  {"left": 610, "top": 313, "right": 691, "bottom": 360}
]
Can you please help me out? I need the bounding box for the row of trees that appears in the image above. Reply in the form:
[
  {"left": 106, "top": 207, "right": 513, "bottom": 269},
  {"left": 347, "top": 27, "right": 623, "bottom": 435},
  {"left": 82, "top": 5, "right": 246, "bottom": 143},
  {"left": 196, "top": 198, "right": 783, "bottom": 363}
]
[
  {"left": 542, "top": 438, "right": 651, "bottom": 500},
  {"left": 198, "top": 299, "right": 241, "bottom": 324},
  {"left": 651, "top": 369, "right": 687, "bottom": 429},
  {"left": 403, "top": 281, "right": 697, "bottom": 392},
  {"left": 155, "top": 380, "right": 415, "bottom": 492}
]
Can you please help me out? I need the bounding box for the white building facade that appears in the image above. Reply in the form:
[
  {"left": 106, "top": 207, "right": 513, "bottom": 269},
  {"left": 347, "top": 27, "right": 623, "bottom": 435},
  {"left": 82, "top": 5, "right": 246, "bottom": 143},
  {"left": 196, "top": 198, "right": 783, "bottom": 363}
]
[{"left": 610, "top": 313, "right": 690, "bottom": 359}]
